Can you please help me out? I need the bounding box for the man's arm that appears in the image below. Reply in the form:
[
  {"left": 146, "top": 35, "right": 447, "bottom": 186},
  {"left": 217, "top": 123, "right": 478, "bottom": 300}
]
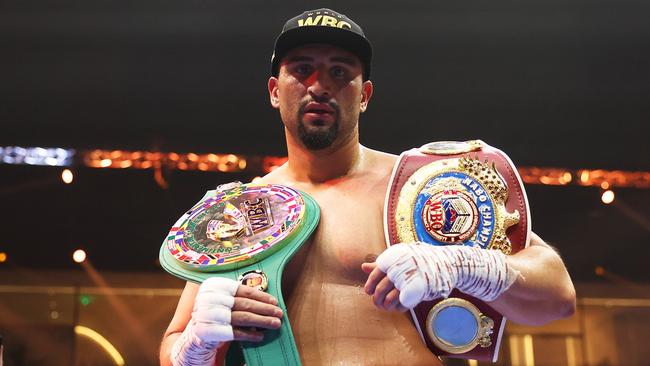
[
  {"left": 160, "top": 282, "right": 210, "bottom": 366},
  {"left": 363, "top": 232, "right": 576, "bottom": 326},
  {"left": 160, "top": 280, "right": 284, "bottom": 366},
  {"left": 486, "top": 232, "right": 576, "bottom": 325},
  {"left": 160, "top": 281, "right": 233, "bottom": 366}
]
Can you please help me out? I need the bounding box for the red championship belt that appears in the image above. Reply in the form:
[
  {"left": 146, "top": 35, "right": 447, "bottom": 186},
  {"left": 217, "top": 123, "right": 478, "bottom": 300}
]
[{"left": 383, "top": 140, "right": 531, "bottom": 362}]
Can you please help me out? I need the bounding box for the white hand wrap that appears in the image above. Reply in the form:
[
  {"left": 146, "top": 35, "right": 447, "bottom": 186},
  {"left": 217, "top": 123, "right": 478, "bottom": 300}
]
[
  {"left": 171, "top": 277, "right": 239, "bottom": 366},
  {"left": 376, "top": 243, "right": 520, "bottom": 309}
]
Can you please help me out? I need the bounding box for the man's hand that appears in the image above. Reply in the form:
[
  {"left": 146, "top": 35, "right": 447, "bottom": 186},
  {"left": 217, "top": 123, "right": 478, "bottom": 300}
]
[
  {"left": 361, "top": 261, "right": 409, "bottom": 312},
  {"left": 169, "top": 277, "right": 283, "bottom": 366},
  {"left": 362, "top": 243, "right": 519, "bottom": 311}
]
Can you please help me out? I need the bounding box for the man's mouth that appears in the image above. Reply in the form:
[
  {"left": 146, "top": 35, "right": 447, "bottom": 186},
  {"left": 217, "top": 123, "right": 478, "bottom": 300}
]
[{"left": 303, "top": 102, "right": 336, "bottom": 116}]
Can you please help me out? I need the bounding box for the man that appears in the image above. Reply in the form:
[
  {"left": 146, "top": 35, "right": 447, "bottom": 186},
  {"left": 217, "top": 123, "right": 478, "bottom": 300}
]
[{"left": 160, "top": 8, "right": 576, "bottom": 366}]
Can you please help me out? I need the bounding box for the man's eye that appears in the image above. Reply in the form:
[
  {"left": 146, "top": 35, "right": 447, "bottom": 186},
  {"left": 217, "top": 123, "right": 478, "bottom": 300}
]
[
  {"left": 295, "top": 65, "right": 313, "bottom": 75},
  {"left": 331, "top": 67, "right": 347, "bottom": 79}
]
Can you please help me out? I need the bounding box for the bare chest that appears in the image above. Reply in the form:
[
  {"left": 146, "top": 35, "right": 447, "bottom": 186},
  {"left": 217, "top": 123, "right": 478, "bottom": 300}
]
[
  {"left": 280, "top": 181, "right": 440, "bottom": 365},
  {"left": 308, "top": 186, "right": 387, "bottom": 282}
]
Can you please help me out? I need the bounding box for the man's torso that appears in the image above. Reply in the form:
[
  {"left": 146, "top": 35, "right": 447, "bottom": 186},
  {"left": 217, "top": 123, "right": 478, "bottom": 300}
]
[{"left": 264, "top": 148, "right": 441, "bottom": 366}]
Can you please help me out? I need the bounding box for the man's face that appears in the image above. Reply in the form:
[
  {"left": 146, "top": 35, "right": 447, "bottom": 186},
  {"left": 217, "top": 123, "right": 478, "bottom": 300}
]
[{"left": 268, "top": 44, "right": 373, "bottom": 151}]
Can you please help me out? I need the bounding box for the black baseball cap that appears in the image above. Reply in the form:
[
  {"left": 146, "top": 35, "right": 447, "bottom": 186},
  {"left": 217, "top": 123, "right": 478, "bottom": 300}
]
[{"left": 270, "top": 8, "right": 373, "bottom": 80}]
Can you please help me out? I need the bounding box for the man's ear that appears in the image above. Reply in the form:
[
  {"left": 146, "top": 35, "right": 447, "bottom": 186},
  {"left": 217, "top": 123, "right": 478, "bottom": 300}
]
[
  {"left": 360, "top": 80, "right": 374, "bottom": 113},
  {"left": 268, "top": 77, "right": 280, "bottom": 109}
]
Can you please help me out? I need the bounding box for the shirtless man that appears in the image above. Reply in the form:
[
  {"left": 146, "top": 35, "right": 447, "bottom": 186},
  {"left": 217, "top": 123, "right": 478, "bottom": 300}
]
[{"left": 160, "top": 8, "right": 576, "bottom": 366}]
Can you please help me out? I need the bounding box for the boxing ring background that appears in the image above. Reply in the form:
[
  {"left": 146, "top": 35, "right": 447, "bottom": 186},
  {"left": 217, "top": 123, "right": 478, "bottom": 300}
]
[{"left": 1, "top": 0, "right": 649, "bottom": 365}]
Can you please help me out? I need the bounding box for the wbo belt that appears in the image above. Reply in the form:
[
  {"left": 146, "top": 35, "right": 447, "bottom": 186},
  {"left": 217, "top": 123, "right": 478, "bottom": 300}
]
[
  {"left": 384, "top": 140, "right": 531, "bottom": 362},
  {"left": 159, "top": 182, "right": 320, "bottom": 366}
]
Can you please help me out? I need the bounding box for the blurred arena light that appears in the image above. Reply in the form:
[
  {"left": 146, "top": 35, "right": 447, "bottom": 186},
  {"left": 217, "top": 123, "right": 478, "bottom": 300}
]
[
  {"left": 601, "top": 190, "right": 615, "bottom": 204},
  {"left": 61, "top": 169, "right": 74, "bottom": 184},
  {"left": 0, "top": 146, "right": 74, "bottom": 166},
  {"left": 73, "top": 249, "right": 87, "bottom": 263},
  {"left": 1, "top": 146, "right": 649, "bottom": 188},
  {"left": 74, "top": 325, "right": 125, "bottom": 366}
]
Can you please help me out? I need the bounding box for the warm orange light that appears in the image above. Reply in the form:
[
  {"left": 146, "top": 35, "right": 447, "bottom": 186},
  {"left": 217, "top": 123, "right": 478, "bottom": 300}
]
[
  {"left": 73, "top": 149, "right": 650, "bottom": 187},
  {"left": 0, "top": 252, "right": 7, "bottom": 263},
  {"left": 595, "top": 266, "right": 605, "bottom": 276},
  {"left": 601, "top": 190, "right": 615, "bottom": 204},
  {"left": 73, "top": 249, "right": 87, "bottom": 263},
  {"left": 539, "top": 176, "right": 554, "bottom": 185},
  {"left": 61, "top": 169, "right": 74, "bottom": 184}
]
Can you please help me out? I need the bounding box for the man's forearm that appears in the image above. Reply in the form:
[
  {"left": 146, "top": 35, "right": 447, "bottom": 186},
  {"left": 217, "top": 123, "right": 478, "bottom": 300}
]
[
  {"left": 488, "top": 234, "right": 576, "bottom": 325},
  {"left": 161, "top": 332, "right": 230, "bottom": 366},
  {"left": 160, "top": 333, "right": 177, "bottom": 366}
]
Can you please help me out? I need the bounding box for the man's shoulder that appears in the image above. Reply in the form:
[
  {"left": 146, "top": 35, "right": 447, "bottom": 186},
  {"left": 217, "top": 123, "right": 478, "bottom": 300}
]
[
  {"left": 366, "top": 148, "right": 399, "bottom": 161},
  {"left": 258, "top": 165, "right": 290, "bottom": 185},
  {"left": 364, "top": 147, "right": 399, "bottom": 173}
]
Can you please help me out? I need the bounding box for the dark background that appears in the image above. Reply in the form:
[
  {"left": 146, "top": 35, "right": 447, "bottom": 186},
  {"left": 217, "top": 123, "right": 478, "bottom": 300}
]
[{"left": 1, "top": 1, "right": 648, "bottom": 281}]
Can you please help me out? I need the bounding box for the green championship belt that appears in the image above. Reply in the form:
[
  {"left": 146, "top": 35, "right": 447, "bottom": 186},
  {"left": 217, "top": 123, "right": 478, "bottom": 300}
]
[{"left": 159, "top": 182, "right": 320, "bottom": 366}]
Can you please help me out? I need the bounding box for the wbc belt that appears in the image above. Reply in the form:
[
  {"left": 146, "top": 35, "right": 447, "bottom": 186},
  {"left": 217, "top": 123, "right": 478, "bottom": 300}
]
[
  {"left": 384, "top": 140, "right": 531, "bottom": 362},
  {"left": 159, "top": 182, "right": 320, "bottom": 366}
]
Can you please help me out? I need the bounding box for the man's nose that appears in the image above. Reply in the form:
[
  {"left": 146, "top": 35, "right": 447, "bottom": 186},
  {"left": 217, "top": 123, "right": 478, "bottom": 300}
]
[{"left": 306, "top": 70, "right": 332, "bottom": 100}]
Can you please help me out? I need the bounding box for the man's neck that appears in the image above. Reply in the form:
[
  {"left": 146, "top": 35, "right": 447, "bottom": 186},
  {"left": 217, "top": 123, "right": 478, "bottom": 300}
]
[{"left": 284, "top": 129, "right": 364, "bottom": 184}]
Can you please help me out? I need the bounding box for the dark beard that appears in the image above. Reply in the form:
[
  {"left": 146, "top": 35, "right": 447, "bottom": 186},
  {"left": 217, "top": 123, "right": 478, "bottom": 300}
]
[
  {"left": 298, "top": 120, "right": 339, "bottom": 150},
  {"left": 297, "top": 100, "right": 340, "bottom": 150}
]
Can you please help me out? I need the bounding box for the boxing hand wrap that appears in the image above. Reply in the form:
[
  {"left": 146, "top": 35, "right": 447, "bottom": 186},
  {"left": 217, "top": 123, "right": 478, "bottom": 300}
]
[
  {"left": 171, "top": 277, "right": 239, "bottom": 366},
  {"left": 376, "top": 243, "right": 520, "bottom": 309}
]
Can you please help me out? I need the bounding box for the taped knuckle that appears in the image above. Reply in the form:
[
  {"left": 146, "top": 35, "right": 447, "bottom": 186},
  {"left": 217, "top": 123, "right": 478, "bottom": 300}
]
[
  {"left": 197, "top": 307, "right": 231, "bottom": 324},
  {"left": 200, "top": 277, "right": 239, "bottom": 296},
  {"left": 195, "top": 323, "right": 234, "bottom": 343},
  {"left": 377, "top": 243, "right": 413, "bottom": 271},
  {"left": 194, "top": 292, "right": 235, "bottom": 310}
]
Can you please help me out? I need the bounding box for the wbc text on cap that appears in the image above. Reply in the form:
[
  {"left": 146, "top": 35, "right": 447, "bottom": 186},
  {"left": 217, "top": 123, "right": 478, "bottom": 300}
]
[
  {"left": 296, "top": 13, "right": 352, "bottom": 29},
  {"left": 270, "top": 8, "right": 373, "bottom": 81}
]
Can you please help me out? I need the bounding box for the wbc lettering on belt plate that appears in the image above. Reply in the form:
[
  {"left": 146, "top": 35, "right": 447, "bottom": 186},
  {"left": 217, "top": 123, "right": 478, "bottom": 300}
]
[{"left": 396, "top": 156, "right": 520, "bottom": 254}]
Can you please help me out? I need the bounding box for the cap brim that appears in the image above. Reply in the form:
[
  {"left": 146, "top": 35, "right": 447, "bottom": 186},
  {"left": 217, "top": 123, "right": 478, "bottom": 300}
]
[{"left": 271, "top": 26, "right": 372, "bottom": 80}]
